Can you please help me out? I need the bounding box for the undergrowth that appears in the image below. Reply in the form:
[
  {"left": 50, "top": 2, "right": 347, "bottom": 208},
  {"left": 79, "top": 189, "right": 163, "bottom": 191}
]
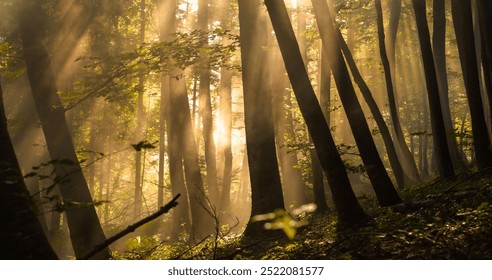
[{"left": 114, "top": 168, "right": 492, "bottom": 260}]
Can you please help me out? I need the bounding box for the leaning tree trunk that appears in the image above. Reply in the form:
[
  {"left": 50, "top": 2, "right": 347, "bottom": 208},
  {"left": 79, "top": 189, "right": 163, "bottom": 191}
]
[
  {"left": 263, "top": 0, "right": 368, "bottom": 224},
  {"left": 18, "top": 0, "right": 110, "bottom": 259},
  {"left": 451, "top": 0, "right": 492, "bottom": 170},
  {"left": 334, "top": 22, "right": 415, "bottom": 188},
  {"left": 0, "top": 78, "right": 58, "bottom": 260},
  {"left": 311, "top": 0, "right": 402, "bottom": 206},
  {"left": 411, "top": 0, "right": 455, "bottom": 178},
  {"left": 295, "top": 5, "right": 322, "bottom": 208},
  {"left": 375, "top": 0, "right": 421, "bottom": 185},
  {"left": 238, "top": 0, "right": 286, "bottom": 236}
]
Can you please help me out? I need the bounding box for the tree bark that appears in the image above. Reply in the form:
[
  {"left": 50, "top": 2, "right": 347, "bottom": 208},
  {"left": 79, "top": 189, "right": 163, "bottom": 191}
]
[
  {"left": 19, "top": 0, "right": 110, "bottom": 259},
  {"left": 375, "top": 0, "right": 421, "bottom": 184},
  {"left": 263, "top": 0, "right": 368, "bottom": 224},
  {"left": 433, "top": 0, "right": 469, "bottom": 170},
  {"left": 133, "top": 0, "right": 146, "bottom": 220},
  {"left": 451, "top": 0, "right": 492, "bottom": 170},
  {"left": 271, "top": 47, "right": 309, "bottom": 209},
  {"left": 311, "top": 0, "right": 402, "bottom": 206},
  {"left": 335, "top": 12, "right": 415, "bottom": 188},
  {"left": 238, "top": 0, "right": 286, "bottom": 235},
  {"left": 411, "top": 0, "right": 455, "bottom": 178},
  {"left": 198, "top": 0, "right": 220, "bottom": 206},
  {"left": 0, "top": 78, "right": 58, "bottom": 260}
]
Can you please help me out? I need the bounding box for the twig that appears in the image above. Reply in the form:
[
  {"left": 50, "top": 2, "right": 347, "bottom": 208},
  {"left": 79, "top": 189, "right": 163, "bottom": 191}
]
[
  {"left": 171, "top": 235, "right": 211, "bottom": 260},
  {"left": 80, "top": 194, "right": 181, "bottom": 260}
]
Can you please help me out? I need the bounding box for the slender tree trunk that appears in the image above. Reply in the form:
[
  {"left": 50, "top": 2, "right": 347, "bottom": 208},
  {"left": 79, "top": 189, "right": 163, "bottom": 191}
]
[
  {"left": 386, "top": 0, "right": 401, "bottom": 82},
  {"left": 477, "top": 0, "right": 492, "bottom": 91},
  {"left": 375, "top": 0, "right": 421, "bottom": 184},
  {"left": 19, "top": 0, "right": 109, "bottom": 259},
  {"left": 158, "top": 73, "right": 166, "bottom": 209},
  {"left": 198, "top": 0, "right": 219, "bottom": 206},
  {"left": 218, "top": 69, "right": 233, "bottom": 210},
  {"left": 263, "top": 0, "right": 368, "bottom": 223},
  {"left": 411, "top": 0, "right": 455, "bottom": 178},
  {"left": 292, "top": 5, "right": 323, "bottom": 208},
  {"left": 314, "top": 48, "right": 331, "bottom": 213},
  {"left": 271, "top": 6, "right": 310, "bottom": 209},
  {"left": 451, "top": 0, "right": 492, "bottom": 169},
  {"left": 433, "top": 0, "right": 468, "bottom": 170},
  {"left": 238, "top": 0, "right": 286, "bottom": 236},
  {"left": 271, "top": 47, "right": 309, "bottom": 209},
  {"left": 159, "top": 0, "right": 192, "bottom": 241},
  {"left": 420, "top": 92, "right": 431, "bottom": 178},
  {"left": 133, "top": 0, "right": 146, "bottom": 220},
  {"left": 172, "top": 73, "right": 215, "bottom": 241},
  {"left": 335, "top": 17, "right": 416, "bottom": 188},
  {"left": 476, "top": 0, "right": 492, "bottom": 132},
  {"left": 216, "top": 1, "right": 234, "bottom": 211},
  {"left": 311, "top": 0, "right": 402, "bottom": 206}
]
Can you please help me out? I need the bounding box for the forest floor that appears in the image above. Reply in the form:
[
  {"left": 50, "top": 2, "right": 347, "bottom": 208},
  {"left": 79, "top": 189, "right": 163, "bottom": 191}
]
[{"left": 118, "top": 168, "right": 492, "bottom": 260}]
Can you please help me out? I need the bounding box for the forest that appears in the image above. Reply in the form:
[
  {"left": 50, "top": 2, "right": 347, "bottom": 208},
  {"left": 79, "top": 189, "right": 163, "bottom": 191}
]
[{"left": 1, "top": 0, "right": 492, "bottom": 260}]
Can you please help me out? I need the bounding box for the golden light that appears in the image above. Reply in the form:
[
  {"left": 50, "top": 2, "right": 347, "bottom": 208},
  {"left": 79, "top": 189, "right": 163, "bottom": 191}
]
[{"left": 187, "top": 0, "right": 199, "bottom": 11}]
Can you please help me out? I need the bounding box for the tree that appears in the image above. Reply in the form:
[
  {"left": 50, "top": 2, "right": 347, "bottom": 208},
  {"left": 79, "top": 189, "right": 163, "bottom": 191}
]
[
  {"left": 160, "top": 0, "right": 214, "bottom": 241},
  {"left": 311, "top": 0, "right": 402, "bottom": 206},
  {"left": 450, "top": 0, "right": 492, "bottom": 170},
  {"left": 334, "top": 17, "right": 415, "bottom": 189},
  {"left": 218, "top": 0, "right": 234, "bottom": 210},
  {"left": 238, "top": 0, "right": 286, "bottom": 235},
  {"left": 0, "top": 78, "right": 58, "bottom": 260},
  {"left": 376, "top": 0, "right": 421, "bottom": 184},
  {"left": 263, "top": 0, "right": 368, "bottom": 224},
  {"left": 411, "top": 0, "right": 455, "bottom": 178},
  {"left": 198, "top": 0, "right": 220, "bottom": 206},
  {"left": 133, "top": 0, "right": 146, "bottom": 220},
  {"left": 432, "top": 0, "right": 468, "bottom": 170},
  {"left": 18, "top": 0, "right": 110, "bottom": 259}
]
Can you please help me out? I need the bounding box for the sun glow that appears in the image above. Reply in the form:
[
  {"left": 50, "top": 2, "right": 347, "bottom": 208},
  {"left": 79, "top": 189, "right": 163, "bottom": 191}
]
[{"left": 187, "top": 0, "right": 199, "bottom": 11}]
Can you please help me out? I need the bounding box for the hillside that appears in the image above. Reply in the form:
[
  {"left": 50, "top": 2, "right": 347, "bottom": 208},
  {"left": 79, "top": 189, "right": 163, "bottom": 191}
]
[{"left": 120, "top": 168, "right": 492, "bottom": 260}]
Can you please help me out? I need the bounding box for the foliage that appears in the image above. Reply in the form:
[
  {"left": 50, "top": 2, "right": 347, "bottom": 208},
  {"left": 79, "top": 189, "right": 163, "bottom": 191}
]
[{"left": 0, "top": 42, "right": 23, "bottom": 78}]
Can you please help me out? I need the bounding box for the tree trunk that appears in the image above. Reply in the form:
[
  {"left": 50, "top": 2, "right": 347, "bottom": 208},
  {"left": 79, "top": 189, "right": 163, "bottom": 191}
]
[
  {"left": 386, "top": 0, "right": 401, "bottom": 81},
  {"left": 238, "top": 0, "right": 286, "bottom": 236},
  {"left": 133, "top": 0, "right": 146, "bottom": 220},
  {"left": 19, "top": 0, "right": 110, "bottom": 259},
  {"left": 313, "top": 47, "right": 331, "bottom": 213},
  {"left": 375, "top": 0, "right": 421, "bottom": 184},
  {"left": 335, "top": 17, "right": 416, "bottom": 188},
  {"left": 433, "top": 0, "right": 469, "bottom": 170},
  {"left": 263, "top": 0, "right": 368, "bottom": 223},
  {"left": 0, "top": 78, "right": 58, "bottom": 260},
  {"left": 311, "top": 0, "right": 402, "bottom": 206},
  {"left": 451, "top": 0, "right": 492, "bottom": 170},
  {"left": 477, "top": 0, "right": 492, "bottom": 131},
  {"left": 198, "top": 0, "right": 219, "bottom": 206},
  {"left": 271, "top": 47, "right": 309, "bottom": 210},
  {"left": 411, "top": 0, "right": 455, "bottom": 178}
]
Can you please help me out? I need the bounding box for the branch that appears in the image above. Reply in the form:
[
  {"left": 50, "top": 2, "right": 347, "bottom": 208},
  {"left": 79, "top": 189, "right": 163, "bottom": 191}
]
[{"left": 80, "top": 194, "right": 181, "bottom": 260}]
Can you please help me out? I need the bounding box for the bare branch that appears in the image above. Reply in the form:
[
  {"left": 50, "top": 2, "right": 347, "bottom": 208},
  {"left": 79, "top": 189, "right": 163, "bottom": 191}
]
[{"left": 80, "top": 194, "right": 181, "bottom": 260}]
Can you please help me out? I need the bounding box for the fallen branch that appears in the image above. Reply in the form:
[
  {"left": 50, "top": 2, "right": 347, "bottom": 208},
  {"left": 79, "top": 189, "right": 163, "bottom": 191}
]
[{"left": 80, "top": 194, "right": 181, "bottom": 260}]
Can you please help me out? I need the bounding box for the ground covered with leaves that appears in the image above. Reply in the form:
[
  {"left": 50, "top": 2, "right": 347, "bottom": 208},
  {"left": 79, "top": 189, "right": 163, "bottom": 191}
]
[{"left": 116, "top": 168, "right": 492, "bottom": 260}]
